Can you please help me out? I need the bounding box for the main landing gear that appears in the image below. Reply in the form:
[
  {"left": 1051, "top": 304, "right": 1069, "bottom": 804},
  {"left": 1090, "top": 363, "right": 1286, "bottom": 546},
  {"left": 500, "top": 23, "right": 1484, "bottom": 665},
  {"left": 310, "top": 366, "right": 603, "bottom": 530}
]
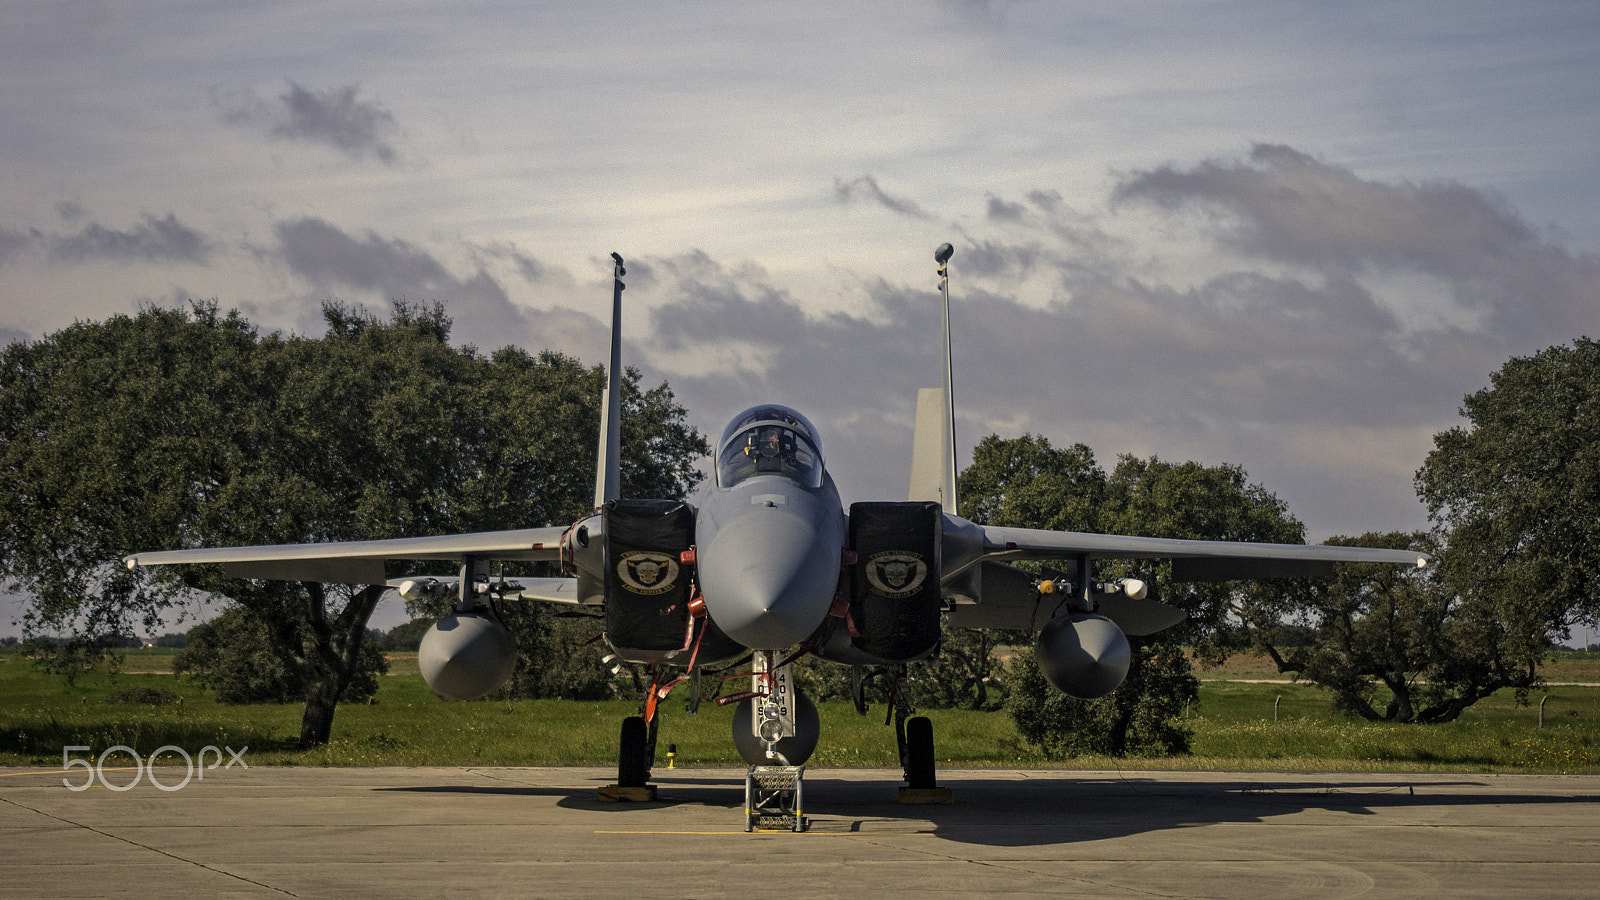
[
  {"left": 601, "top": 665, "right": 677, "bottom": 801},
  {"left": 889, "top": 666, "right": 953, "bottom": 805},
  {"left": 598, "top": 714, "right": 659, "bottom": 802}
]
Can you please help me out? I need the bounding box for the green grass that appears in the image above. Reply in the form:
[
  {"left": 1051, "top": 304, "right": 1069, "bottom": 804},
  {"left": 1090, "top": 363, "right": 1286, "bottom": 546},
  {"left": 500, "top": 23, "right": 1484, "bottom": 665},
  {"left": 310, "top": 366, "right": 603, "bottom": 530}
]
[
  {"left": 2, "top": 649, "right": 1597, "bottom": 773},
  {"left": 1184, "top": 681, "right": 1599, "bottom": 772}
]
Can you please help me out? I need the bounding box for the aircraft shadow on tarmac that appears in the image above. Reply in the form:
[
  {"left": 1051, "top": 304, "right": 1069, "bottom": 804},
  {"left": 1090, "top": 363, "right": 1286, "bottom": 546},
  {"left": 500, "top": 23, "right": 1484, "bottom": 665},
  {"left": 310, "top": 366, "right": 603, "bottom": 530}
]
[
  {"left": 378, "top": 773, "right": 1595, "bottom": 847},
  {"left": 375, "top": 780, "right": 741, "bottom": 809}
]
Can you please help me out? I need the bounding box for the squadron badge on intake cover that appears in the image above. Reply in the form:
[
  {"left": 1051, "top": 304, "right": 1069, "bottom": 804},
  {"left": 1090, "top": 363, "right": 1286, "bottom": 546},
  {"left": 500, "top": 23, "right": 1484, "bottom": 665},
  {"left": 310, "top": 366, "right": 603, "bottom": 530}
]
[
  {"left": 864, "top": 551, "right": 928, "bottom": 598},
  {"left": 616, "top": 550, "right": 680, "bottom": 595}
]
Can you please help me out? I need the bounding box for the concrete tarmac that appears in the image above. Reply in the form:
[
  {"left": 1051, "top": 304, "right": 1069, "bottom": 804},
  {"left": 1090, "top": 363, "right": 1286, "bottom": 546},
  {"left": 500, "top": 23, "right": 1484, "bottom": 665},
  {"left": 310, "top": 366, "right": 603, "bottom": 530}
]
[{"left": 3, "top": 765, "right": 1598, "bottom": 898}]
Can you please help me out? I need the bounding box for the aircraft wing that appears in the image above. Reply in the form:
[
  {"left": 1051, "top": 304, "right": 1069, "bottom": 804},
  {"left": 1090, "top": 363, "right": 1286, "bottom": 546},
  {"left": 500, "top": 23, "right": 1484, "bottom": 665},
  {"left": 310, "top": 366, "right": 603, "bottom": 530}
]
[
  {"left": 124, "top": 526, "right": 568, "bottom": 585},
  {"left": 977, "top": 524, "right": 1431, "bottom": 582},
  {"left": 516, "top": 577, "right": 583, "bottom": 604}
]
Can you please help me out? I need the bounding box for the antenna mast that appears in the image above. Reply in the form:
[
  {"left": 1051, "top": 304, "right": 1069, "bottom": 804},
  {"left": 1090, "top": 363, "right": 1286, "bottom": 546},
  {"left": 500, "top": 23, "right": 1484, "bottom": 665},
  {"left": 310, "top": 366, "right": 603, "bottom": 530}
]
[
  {"left": 593, "top": 252, "right": 625, "bottom": 509},
  {"left": 935, "top": 243, "right": 957, "bottom": 510}
]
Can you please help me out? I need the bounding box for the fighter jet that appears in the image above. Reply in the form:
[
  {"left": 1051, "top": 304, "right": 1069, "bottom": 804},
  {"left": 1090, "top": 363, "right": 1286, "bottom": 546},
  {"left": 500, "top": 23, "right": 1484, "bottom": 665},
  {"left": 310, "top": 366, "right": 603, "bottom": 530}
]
[{"left": 127, "top": 247, "right": 1429, "bottom": 812}]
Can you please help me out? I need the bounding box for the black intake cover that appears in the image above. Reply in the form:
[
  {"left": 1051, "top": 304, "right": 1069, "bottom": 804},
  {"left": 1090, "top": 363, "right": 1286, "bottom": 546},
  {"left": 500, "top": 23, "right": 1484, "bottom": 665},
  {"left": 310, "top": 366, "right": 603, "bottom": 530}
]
[
  {"left": 847, "top": 501, "right": 943, "bottom": 661},
  {"left": 602, "top": 499, "right": 742, "bottom": 664},
  {"left": 604, "top": 499, "right": 696, "bottom": 653}
]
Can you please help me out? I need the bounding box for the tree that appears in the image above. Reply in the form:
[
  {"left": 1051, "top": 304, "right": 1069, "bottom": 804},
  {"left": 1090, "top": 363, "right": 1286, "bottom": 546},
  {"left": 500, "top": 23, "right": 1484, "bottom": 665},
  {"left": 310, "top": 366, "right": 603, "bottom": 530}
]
[
  {"left": 1417, "top": 338, "right": 1600, "bottom": 644},
  {"left": 17, "top": 633, "right": 125, "bottom": 685},
  {"left": 0, "top": 304, "right": 262, "bottom": 643},
  {"left": 1007, "top": 641, "right": 1195, "bottom": 757},
  {"left": 926, "top": 434, "right": 1104, "bottom": 712},
  {"left": 963, "top": 435, "right": 1306, "bottom": 757},
  {"left": 1099, "top": 455, "right": 1307, "bottom": 662},
  {"left": 1409, "top": 337, "right": 1600, "bottom": 708},
  {"left": 0, "top": 301, "right": 708, "bottom": 746},
  {"left": 495, "top": 604, "right": 619, "bottom": 700},
  {"left": 389, "top": 350, "right": 712, "bottom": 703},
  {"left": 1237, "top": 342, "right": 1600, "bottom": 724},
  {"left": 905, "top": 625, "right": 1013, "bottom": 711},
  {"left": 378, "top": 618, "right": 432, "bottom": 652},
  {"left": 1235, "top": 531, "right": 1513, "bottom": 723},
  {"left": 959, "top": 433, "right": 1105, "bottom": 534},
  {"left": 174, "top": 605, "right": 386, "bottom": 704}
]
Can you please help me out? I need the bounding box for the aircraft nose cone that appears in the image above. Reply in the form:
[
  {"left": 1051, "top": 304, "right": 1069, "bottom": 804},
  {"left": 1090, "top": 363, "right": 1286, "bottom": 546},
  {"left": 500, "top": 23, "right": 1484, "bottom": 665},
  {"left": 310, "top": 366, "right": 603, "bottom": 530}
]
[{"left": 697, "top": 509, "right": 840, "bottom": 650}]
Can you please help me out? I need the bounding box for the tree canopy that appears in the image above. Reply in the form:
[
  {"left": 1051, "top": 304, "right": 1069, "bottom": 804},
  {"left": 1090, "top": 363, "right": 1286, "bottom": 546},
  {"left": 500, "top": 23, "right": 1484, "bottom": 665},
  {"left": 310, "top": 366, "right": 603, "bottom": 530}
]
[
  {"left": 960, "top": 434, "right": 1306, "bottom": 756},
  {"left": 1359, "top": 336, "right": 1600, "bottom": 718},
  {"left": 1227, "top": 339, "right": 1600, "bottom": 723},
  {"left": 1233, "top": 531, "right": 1512, "bottom": 724},
  {"left": 1417, "top": 337, "right": 1600, "bottom": 643},
  {"left": 0, "top": 301, "right": 709, "bottom": 745},
  {"left": 174, "top": 605, "right": 388, "bottom": 705}
]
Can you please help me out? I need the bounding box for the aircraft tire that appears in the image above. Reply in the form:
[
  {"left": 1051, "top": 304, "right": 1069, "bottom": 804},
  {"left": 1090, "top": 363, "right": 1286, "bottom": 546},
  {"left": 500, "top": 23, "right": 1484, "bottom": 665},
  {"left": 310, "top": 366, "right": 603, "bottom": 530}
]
[
  {"left": 618, "top": 716, "right": 650, "bottom": 787},
  {"left": 905, "top": 716, "right": 936, "bottom": 789}
]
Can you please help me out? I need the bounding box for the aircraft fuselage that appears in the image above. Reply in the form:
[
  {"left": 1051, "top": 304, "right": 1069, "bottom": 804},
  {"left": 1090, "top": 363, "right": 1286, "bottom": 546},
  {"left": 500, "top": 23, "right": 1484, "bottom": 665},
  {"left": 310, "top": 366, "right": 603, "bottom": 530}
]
[{"left": 693, "top": 470, "right": 846, "bottom": 652}]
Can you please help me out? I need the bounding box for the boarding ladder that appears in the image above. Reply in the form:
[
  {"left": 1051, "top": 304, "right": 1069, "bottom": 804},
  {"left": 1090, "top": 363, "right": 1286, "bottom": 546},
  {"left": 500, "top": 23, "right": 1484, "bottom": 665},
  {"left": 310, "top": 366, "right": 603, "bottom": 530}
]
[{"left": 745, "top": 765, "right": 808, "bottom": 832}]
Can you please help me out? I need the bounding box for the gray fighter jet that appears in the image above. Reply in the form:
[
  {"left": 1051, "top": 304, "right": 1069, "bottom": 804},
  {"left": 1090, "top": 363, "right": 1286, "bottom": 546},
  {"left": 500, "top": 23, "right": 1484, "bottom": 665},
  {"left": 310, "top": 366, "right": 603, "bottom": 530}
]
[{"left": 127, "top": 248, "right": 1429, "bottom": 806}]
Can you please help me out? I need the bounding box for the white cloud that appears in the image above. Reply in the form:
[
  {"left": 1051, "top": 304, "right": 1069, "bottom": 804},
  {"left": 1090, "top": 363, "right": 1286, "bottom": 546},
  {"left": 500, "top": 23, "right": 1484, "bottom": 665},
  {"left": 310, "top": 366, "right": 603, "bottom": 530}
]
[
  {"left": 620, "top": 146, "right": 1599, "bottom": 537},
  {"left": 1112, "top": 145, "right": 1600, "bottom": 344}
]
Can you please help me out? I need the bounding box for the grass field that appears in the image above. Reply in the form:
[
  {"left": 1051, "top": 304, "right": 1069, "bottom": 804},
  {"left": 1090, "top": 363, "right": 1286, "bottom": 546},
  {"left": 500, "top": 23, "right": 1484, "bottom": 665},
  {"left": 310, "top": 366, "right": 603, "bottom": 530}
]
[{"left": 3, "top": 648, "right": 1596, "bottom": 773}]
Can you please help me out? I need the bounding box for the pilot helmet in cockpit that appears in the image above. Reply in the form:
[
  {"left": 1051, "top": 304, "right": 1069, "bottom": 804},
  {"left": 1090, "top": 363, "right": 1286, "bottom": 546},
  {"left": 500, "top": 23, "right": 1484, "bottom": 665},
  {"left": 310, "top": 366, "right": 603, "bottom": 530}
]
[
  {"left": 716, "top": 405, "right": 825, "bottom": 489},
  {"left": 746, "top": 424, "right": 797, "bottom": 472}
]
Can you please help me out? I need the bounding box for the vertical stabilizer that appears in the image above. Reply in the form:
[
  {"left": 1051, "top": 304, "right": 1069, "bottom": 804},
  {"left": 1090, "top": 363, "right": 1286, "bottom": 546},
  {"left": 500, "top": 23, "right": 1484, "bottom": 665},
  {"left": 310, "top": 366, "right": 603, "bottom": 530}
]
[
  {"left": 593, "top": 253, "right": 625, "bottom": 509},
  {"left": 909, "top": 388, "right": 955, "bottom": 507}
]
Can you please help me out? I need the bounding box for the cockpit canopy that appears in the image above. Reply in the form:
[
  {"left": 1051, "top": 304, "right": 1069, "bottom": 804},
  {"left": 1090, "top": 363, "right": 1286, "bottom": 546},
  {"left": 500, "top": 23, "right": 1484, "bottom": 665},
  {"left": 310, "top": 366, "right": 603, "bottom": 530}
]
[{"left": 716, "top": 404, "right": 825, "bottom": 489}]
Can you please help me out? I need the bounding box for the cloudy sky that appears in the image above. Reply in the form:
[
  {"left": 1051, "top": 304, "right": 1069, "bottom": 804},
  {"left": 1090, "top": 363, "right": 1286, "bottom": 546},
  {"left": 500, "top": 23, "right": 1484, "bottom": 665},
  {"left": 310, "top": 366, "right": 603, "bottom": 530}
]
[{"left": 5, "top": 0, "right": 1599, "bottom": 596}]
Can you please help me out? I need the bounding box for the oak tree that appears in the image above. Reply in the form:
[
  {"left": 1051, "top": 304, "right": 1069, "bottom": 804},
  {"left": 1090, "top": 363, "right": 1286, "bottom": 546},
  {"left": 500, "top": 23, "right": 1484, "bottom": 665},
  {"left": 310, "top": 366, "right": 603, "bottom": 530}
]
[
  {"left": 961, "top": 435, "right": 1306, "bottom": 756},
  {"left": 0, "top": 301, "right": 708, "bottom": 745}
]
